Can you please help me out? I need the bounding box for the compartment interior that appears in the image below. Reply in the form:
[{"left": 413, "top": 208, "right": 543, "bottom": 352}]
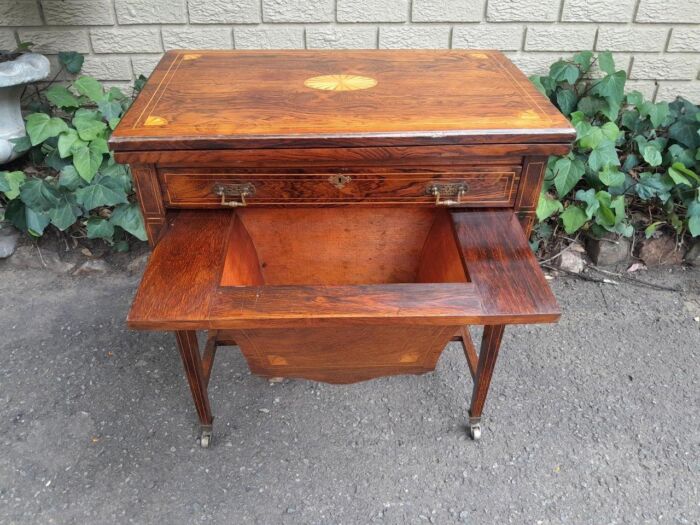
[{"left": 220, "top": 208, "right": 469, "bottom": 286}]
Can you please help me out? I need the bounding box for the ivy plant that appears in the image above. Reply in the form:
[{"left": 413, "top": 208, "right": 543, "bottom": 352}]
[
  {"left": 0, "top": 52, "right": 148, "bottom": 249},
  {"left": 530, "top": 51, "right": 700, "bottom": 247}
]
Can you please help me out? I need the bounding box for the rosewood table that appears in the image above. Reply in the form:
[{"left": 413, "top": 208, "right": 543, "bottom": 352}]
[{"left": 109, "top": 50, "right": 574, "bottom": 447}]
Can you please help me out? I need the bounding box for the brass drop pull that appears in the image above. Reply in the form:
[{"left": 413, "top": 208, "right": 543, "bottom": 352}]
[
  {"left": 212, "top": 182, "right": 256, "bottom": 207},
  {"left": 426, "top": 182, "right": 469, "bottom": 206}
]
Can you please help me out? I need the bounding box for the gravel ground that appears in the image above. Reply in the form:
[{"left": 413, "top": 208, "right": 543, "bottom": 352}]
[{"left": 0, "top": 261, "right": 699, "bottom": 524}]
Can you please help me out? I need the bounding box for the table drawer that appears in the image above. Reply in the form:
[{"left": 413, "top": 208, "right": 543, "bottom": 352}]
[{"left": 158, "top": 166, "right": 520, "bottom": 207}]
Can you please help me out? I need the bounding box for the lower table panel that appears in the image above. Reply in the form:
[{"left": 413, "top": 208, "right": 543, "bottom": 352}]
[{"left": 219, "top": 325, "right": 458, "bottom": 384}]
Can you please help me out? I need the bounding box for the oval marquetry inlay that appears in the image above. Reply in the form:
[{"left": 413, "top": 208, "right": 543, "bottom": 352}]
[{"left": 304, "top": 74, "right": 377, "bottom": 92}]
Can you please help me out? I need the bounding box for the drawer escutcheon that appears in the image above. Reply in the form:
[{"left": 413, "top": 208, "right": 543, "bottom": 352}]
[{"left": 328, "top": 174, "right": 352, "bottom": 189}]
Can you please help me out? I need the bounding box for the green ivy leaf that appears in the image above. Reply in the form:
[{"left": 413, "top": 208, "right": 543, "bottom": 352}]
[
  {"left": 57, "top": 129, "right": 84, "bottom": 158},
  {"left": 529, "top": 76, "right": 547, "bottom": 96},
  {"left": 58, "top": 51, "right": 84, "bottom": 74},
  {"left": 549, "top": 60, "right": 580, "bottom": 85},
  {"left": 671, "top": 162, "right": 700, "bottom": 183},
  {"left": 536, "top": 193, "right": 563, "bottom": 221},
  {"left": 598, "top": 52, "right": 615, "bottom": 76},
  {"left": 58, "top": 166, "right": 84, "bottom": 191},
  {"left": 73, "top": 76, "right": 104, "bottom": 103},
  {"left": 72, "top": 142, "right": 105, "bottom": 182},
  {"left": 75, "top": 176, "right": 128, "bottom": 210},
  {"left": 575, "top": 188, "right": 600, "bottom": 219},
  {"left": 561, "top": 205, "right": 588, "bottom": 234},
  {"left": 97, "top": 100, "right": 123, "bottom": 121},
  {"left": 599, "top": 166, "right": 625, "bottom": 187},
  {"left": 25, "top": 113, "right": 69, "bottom": 146},
  {"left": 48, "top": 196, "right": 78, "bottom": 231},
  {"left": 577, "top": 96, "right": 606, "bottom": 118},
  {"left": 588, "top": 142, "right": 620, "bottom": 172},
  {"left": 110, "top": 203, "right": 147, "bottom": 241},
  {"left": 573, "top": 51, "right": 593, "bottom": 72},
  {"left": 591, "top": 71, "right": 626, "bottom": 107},
  {"left": 26, "top": 207, "right": 50, "bottom": 237},
  {"left": 601, "top": 122, "right": 620, "bottom": 141},
  {"left": 72, "top": 109, "right": 107, "bottom": 141},
  {"left": 639, "top": 101, "right": 670, "bottom": 128},
  {"left": 10, "top": 135, "right": 32, "bottom": 155},
  {"left": 668, "top": 165, "right": 692, "bottom": 186},
  {"left": 553, "top": 156, "right": 585, "bottom": 197},
  {"left": 626, "top": 90, "right": 644, "bottom": 107},
  {"left": 669, "top": 119, "right": 700, "bottom": 149},
  {"left": 556, "top": 89, "right": 578, "bottom": 116},
  {"left": 46, "top": 85, "right": 81, "bottom": 109},
  {"left": 636, "top": 172, "right": 673, "bottom": 202},
  {"left": 86, "top": 217, "right": 115, "bottom": 240},
  {"left": 642, "top": 144, "right": 663, "bottom": 167},
  {"left": 689, "top": 216, "right": 700, "bottom": 237},
  {"left": 19, "top": 178, "right": 61, "bottom": 212},
  {"left": 644, "top": 221, "right": 664, "bottom": 238},
  {"left": 0, "top": 170, "right": 26, "bottom": 200}
]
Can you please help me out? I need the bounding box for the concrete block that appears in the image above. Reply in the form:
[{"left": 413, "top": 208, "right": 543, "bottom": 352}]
[
  {"left": 41, "top": 0, "right": 115, "bottom": 25},
  {"left": 131, "top": 54, "right": 163, "bottom": 77},
  {"left": 636, "top": 0, "right": 700, "bottom": 24},
  {"left": 263, "top": 0, "right": 334, "bottom": 22},
  {"left": 17, "top": 29, "right": 90, "bottom": 54},
  {"left": 487, "top": 0, "right": 560, "bottom": 22},
  {"left": 379, "top": 26, "right": 450, "bottom": 49},
  {"left": 189, "top": 0, "right": 260, "bottom": 24},
  {"left": 453, "top": 24, "right": 524, "bottom": 51},
  {"left": 525, "top": 25, "right": 597, "bottom": 52},
  {"left": 338, "top": 0, "right": 408, "bottom": 22},
  {"left": 306, "top": 26, "right": 377, "bottom": 49},
  {"left": 80, "top": 55, "right": 133, "bottom": 80},
  {"left": 412, "top": 0, "right": 483, "bottom": 23},
  {"left": 655, "top": 80, "right": 700, "bottom": 101},
  {"left": 115, "top": 0, "right": 187, "bottom": 24},
  {"left": 562, "top": 0, "right": 636, "bottom": 22},
  {"left": 0, "top": 1, "right": 42, "bottom": 26},
  {"left": 631, "top": 55, "right": 699, "bottom": 80},
  {"left": 162, "top": 27, "right": 232, "bottom": 50},
  {"left": 235, "top": 26, "right": 305, "bottom": 49},
  {"left": 596, "top": 27, "right": 669, "bottom": 52},
  {"left": 91, "top": 27, "right": 162, "bottom": 53},
  {"left": 668, "top": 28, "right": 700, "bottom": 53}
]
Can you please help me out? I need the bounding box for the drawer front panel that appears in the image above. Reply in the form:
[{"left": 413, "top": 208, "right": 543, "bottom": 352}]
[{"left": 159, "top": 166, "right": 520, "bottom": 207}]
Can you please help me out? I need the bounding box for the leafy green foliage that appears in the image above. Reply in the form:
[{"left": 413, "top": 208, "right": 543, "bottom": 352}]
[
  {"left": 0, "top": 52, "right": 147, "bottom": 245},
  {"left": 530, "top": 52, "right": 700, "bottom": 242}
]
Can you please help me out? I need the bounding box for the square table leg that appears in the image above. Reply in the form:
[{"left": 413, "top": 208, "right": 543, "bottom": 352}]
[
  {"left": 175, "top": 330, "right": 214, "bottom": 447},
  {"left": 467, "top": 324, "right": 505, "bottom": 440}
]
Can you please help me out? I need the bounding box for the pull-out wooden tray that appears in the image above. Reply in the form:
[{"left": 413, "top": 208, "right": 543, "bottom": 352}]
[{"left": 128, "top": 208, "right": 558, "bottom": 384}]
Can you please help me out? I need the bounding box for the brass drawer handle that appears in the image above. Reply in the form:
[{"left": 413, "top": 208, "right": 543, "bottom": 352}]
[
  {"left": 212, "top": 182, "right": 256, "bottom": 207},
  {"left": 426, "top": 182, "right": 469, "bottom": 206}
]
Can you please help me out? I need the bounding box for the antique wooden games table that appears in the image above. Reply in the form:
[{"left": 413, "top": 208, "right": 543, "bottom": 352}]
[{"left": 110, "top": 50, "right": 574, "bottom": 447}]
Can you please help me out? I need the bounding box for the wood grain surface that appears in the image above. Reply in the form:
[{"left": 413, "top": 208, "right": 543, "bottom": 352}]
[{"left": 110, "top": 50, "right": 574, "bottom": 152}]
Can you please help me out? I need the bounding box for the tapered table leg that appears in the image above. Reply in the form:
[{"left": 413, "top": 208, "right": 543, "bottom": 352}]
[
  {"left": 175, "top": 330, "right": 214, "bottom": 447},
  {"left": 468, "top": 324, "right": 506, "bottom": 440}
]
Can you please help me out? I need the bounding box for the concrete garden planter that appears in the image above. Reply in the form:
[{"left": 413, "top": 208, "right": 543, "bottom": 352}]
[{"left": 0, "top": 53, "right": 50, "bottom": 165}]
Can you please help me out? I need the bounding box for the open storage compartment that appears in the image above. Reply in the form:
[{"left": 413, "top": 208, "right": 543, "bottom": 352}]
[{"left": 221, "top": 207, "right": 470, "bottom": 287}]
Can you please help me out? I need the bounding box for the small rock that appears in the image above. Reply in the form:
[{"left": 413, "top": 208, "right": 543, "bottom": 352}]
[
  {"left": 585, "top": 233, "right": 630, "bottom": 266},
  {"left": 0, "top": 226, "right": 19, "bottom": 258},
  {"left": 558, "top": 249, "right": 586, "bottom": 274},
  {"left": 127, "top": 252, "right": 150, "bottom": 274},
  {"left": 73, "top": 259, "right": 109, "bottom": 275},
  {"left": 684, "top": 239, "right": 700, "bottom": 265},
  {"left": 639, "top": 235, "right": 684, "bottom": 266},
  {"left": 459, "top": 510, "right": 469, "bottom": 522}
]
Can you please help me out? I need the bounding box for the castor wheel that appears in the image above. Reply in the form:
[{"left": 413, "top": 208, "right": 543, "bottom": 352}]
[
  {"left": 199, "top": 426, "right": 213, "bottom": 448},
  {"left": 468, "top": 423, "right": 481, "bottom": 441}
]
